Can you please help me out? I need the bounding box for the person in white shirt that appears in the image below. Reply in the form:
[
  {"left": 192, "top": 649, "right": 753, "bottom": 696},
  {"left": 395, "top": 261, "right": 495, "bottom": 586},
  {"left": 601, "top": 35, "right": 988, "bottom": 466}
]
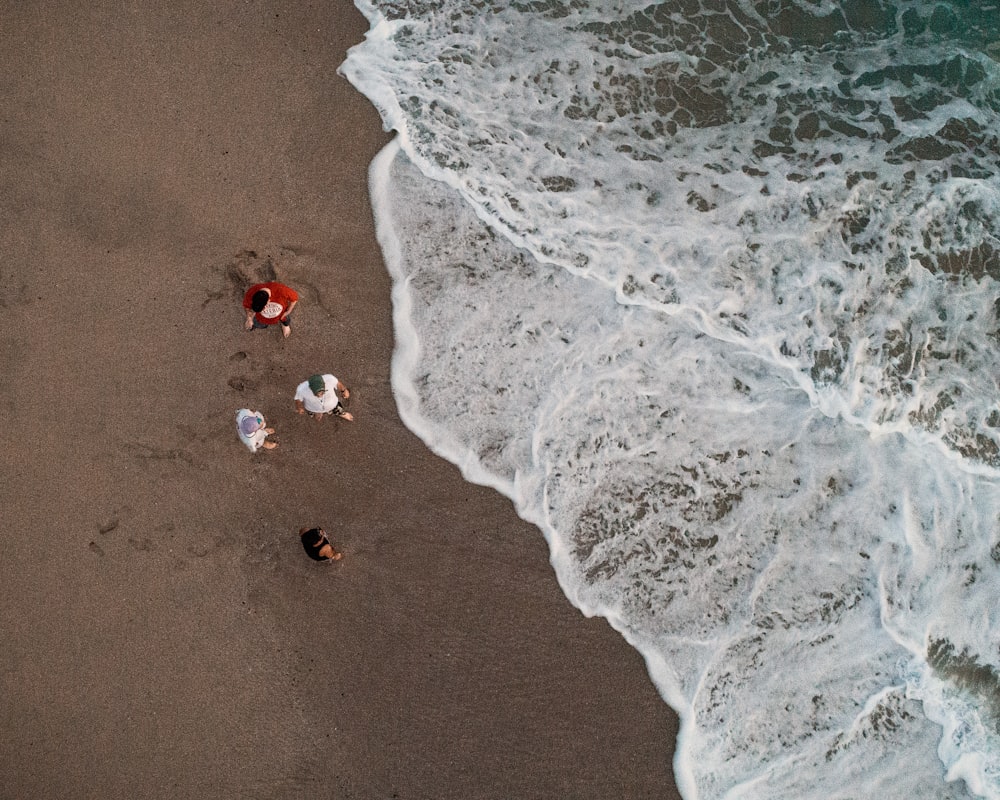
[
  {"left": 293, "top": 373, "right": 354, "bottom": 422},
  {"left": 236, "top": 409, "right": 277, "bottom": 451}
]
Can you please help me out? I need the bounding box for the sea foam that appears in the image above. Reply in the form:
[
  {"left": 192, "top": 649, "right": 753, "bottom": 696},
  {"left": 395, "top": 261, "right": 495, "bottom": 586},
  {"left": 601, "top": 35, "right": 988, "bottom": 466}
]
[{"left": 346, "top": 1, "right": 1000, "bottom": 797}]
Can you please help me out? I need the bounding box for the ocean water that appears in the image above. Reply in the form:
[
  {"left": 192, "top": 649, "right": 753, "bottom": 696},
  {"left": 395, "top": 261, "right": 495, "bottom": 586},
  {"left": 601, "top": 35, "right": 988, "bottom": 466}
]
[{"left": 339, "top": 1, "right": 1000, "bottom": 797}]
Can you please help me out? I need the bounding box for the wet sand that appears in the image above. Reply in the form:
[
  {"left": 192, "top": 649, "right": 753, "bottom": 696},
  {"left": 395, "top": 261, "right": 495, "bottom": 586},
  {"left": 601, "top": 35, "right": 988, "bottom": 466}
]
[{"left": 0, "top": 2, "right": 681, "bottom": 797}]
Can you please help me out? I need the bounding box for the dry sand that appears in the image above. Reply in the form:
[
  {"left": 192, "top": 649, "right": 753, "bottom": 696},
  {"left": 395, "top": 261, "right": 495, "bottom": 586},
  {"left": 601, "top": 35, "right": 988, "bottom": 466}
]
[{"left": 0, "top": 2, "right": 680, "bottom": 797}]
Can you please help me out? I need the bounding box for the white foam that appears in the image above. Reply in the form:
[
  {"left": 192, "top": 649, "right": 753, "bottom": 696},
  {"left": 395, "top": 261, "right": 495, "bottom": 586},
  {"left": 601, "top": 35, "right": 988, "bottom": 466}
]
[{"left": 346, "top": 1, "right": 1000, "bottom": 797}]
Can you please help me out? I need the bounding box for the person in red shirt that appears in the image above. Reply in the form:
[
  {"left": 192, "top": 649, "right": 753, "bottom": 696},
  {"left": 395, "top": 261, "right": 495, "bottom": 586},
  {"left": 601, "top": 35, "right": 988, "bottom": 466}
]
[{"left": 242, "top": 281, "right": 299, "bottom": 338}]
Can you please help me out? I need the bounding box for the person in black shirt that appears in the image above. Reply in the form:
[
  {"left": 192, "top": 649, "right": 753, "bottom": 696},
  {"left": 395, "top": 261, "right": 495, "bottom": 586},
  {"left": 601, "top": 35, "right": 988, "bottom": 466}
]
[{"left": 299, "top": 527, "right": 343, "bottom": 562}]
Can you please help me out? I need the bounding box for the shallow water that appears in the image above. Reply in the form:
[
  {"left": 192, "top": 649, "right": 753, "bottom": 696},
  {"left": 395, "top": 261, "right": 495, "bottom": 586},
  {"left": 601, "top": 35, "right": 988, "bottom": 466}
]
[{"left": 342, "top": 2, "right": 1000, "bottom": 797}]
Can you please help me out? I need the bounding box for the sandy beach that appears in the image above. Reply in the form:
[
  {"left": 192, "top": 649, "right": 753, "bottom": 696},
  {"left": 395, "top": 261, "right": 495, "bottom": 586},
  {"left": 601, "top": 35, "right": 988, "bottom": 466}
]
[{"left": 0, "top": 2, "right": 680, "bottom": 797}]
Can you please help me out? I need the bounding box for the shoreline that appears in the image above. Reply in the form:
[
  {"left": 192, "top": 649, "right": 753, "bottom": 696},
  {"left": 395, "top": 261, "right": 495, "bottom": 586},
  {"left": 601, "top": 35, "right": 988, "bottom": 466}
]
[{"left": 0, "top": 2, "right": 681, "bottom": 797}]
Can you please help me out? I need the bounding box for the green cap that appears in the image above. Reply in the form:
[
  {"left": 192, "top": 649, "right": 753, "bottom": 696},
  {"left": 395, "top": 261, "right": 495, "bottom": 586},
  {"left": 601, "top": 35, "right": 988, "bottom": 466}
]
[{"left": 308, "top": 374, "right": 326, "bottom": 395}]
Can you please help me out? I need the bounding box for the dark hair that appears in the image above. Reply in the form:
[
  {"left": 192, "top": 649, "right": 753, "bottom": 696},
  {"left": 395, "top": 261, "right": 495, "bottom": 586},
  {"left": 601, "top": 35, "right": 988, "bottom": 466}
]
[
  {"left": 300, "top": 528, "right": 324, "bottom": 547},
  {"left": 250, "top": 290, "right": 269, "bottom": 312}
]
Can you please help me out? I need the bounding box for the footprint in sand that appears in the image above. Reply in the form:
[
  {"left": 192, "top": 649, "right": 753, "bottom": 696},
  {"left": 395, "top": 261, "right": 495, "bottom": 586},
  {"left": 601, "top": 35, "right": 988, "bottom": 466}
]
[{"left": 227, "top": 376, "right": 257, "bottom": 392}]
